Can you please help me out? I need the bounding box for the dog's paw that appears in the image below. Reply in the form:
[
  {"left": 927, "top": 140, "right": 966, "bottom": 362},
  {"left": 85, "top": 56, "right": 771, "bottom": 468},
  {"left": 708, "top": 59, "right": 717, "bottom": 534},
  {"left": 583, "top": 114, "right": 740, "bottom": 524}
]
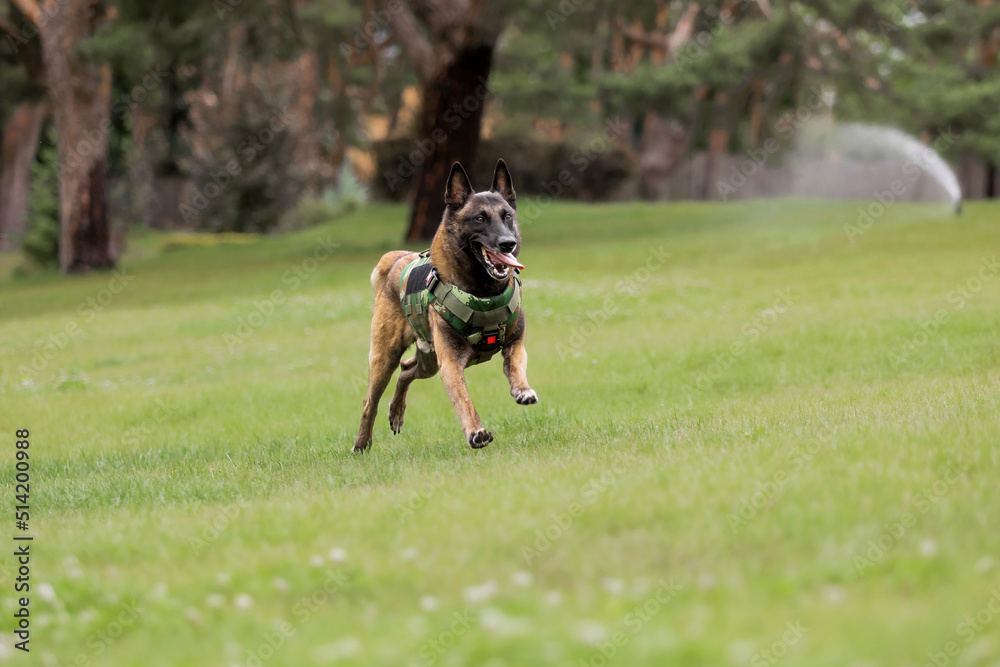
[
  {"left": 468, "top": 429, "right": 493, "bottom": 449},
  {"left": 388, "top": 404, "right": 405, "bottom": 434},
  {"left": 351, "top": 438, "right": 370, "bottom": 453},
  {"left": 512, "top": 387, "right": 538, "bottom": 405}
]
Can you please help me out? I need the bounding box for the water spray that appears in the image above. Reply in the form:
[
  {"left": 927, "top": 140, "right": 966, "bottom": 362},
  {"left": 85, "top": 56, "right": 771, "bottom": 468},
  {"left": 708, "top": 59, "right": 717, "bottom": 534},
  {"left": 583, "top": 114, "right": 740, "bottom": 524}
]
[{"left": 799, "top": 123, "right": 963, "bottom": 212}]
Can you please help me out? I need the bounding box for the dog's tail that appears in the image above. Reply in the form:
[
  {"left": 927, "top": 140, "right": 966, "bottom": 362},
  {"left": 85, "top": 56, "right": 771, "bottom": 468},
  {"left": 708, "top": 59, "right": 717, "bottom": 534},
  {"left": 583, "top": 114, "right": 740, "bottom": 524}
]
[{"left": 370, "top": 251, "right": 407, "bottom": 292}]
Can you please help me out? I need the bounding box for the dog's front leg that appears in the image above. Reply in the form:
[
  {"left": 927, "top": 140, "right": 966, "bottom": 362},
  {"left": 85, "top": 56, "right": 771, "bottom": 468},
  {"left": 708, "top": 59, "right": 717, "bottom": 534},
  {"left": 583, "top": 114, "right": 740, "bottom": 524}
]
[
  {"left": 502, "top": 314, "right": 538, "bottom": 405},
  {"left": 434, "top": 329, "right": 492, "bottom": 448}
]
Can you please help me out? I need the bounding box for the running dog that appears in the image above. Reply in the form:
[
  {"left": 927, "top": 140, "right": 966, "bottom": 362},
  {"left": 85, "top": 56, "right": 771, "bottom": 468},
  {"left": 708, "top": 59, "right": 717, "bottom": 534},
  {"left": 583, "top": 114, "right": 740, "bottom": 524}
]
[{"left": 353, "top": 159, "right": 537, "bottom": 451}]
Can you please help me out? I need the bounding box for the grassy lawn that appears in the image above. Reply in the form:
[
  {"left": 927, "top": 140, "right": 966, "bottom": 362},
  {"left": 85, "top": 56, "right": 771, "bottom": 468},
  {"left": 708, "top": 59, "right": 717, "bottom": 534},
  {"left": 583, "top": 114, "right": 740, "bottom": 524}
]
[{"left": 1, "top": 199, "right": 998, "bottom": 666}]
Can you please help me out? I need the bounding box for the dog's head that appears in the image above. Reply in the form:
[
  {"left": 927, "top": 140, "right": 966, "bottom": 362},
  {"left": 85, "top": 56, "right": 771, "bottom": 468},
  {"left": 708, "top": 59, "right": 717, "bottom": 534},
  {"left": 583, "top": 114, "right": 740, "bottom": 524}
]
[{"left": 441, "top": 159, "right": 523, "bottom": 283}]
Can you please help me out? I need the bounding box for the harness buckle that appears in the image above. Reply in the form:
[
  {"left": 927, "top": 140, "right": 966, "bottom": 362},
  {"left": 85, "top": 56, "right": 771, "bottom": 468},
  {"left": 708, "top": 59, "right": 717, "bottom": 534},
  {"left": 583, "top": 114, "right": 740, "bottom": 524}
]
[
  {"left": 426, "top": 268, "right": 440, "bottom": 293},
  {"left": 482, "top": 328, "right": 501, "bottom": 348}
]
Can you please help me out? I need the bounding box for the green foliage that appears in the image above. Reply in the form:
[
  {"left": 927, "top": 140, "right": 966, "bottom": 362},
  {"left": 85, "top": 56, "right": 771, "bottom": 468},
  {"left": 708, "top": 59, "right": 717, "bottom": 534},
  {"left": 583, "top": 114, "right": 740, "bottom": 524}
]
[
  {"left": 0, "top": 4, "right": 44, "bottom": 121},
  {"left": 21, "top": 129, "right": 60, "bottom": 270},
  {"left": 495, "top": 0, "right": 1000, "bottom": 163},
  {"left": 277, "top": 195, "right": 342, "bottom": 233},
  {"left": 332, "top": 161, "right": 369, "bottom": 213},
  {"left": 180, "top": 100, "right": 303, "bottom": 234},
  {"left": 277, "top": 163, "right": 369, "bottom": 233},
  {"left": 815, "top": 0, "right": 1000, "bottom": 162}
]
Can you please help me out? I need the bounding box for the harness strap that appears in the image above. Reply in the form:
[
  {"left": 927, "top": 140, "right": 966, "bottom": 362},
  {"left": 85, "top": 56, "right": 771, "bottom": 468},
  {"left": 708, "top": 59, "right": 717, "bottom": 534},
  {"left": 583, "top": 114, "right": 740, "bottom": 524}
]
[
  {"left": 399, "top": 250, "right": 521, "bottom": 366},
  {"left": 430, "top": 278, "right": 521, "bottom": 330}
]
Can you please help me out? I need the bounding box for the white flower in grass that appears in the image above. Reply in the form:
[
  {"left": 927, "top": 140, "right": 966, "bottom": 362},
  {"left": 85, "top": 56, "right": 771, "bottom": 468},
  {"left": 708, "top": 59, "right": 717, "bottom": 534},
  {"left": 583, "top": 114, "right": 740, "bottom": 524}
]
[
  {"left": 186, "top": 608, "right": 203, "bottom": 625},
  {"left": 312, "top": 637, "right": 361, "bottom": 663},
  {"left": 215, "top": 573, "right": 231, "bottom": 586},
  {"left": 727, "top": 640, "right": 755, "bottom": 664},
  {"left": 206, "top": 593, "right": 225, "bottom": 608},
  {"left": 150, "top": 583, "right": 168, "bottom": 600},
  {"left": 64, "top": 556, "right": 83, "bottom": 580},
  {"left": 223, "top": 640, "right": 243, "bottom": 658},
  {"left": 272, "top": 577, "right": 290, "bottom": 591},
  {"left": 407, "top": 614, "right": 429, "bottom": 637},
  {"left": 542, "top": 591, "right": 562, "bottom": 606},
  {"left": 822, "top": 585, "right": 846, "bottom": 605},
  {"left": 78, "top": 608, "right": 98, "bottom": 625},
  {"left": 510, "top": 571, "right": 533, "bottom": 587},
  {"left": 919, "top": 538, "right": 938, "bottom": 558},
  {"left": 601, "top": 578, "right": 625, "bottom": 595},
  {"left": 575, "top": 620, "right": 608, "bottom": 645},
  {"left": 696, "top": 573, "right": 716, "bottom": 590},
  {"left": 462, "top": 580, "right": 498, "bottom": 605},
  {"left": 234, "top": 594, "right": 253, "bottom": 611},
  {"left": 310, "top": 554, "right": 325, "bottom": 567},
  {"left": 38, "top": 583, "right": 57, "bottom": 603},
  {"left": 480, "top": 607, "right": 529, "bottom": 637},
  {"left": 976, "top": 556, "right": 994, "bottom": 574},
  {"left": 419, "top": 596, "right": 439, "bottom": 612},
  {"left": 327, "top": 547, "right": 347, "bottom": 563},
  {"left": 400, "top": 547, "right": 419, "bottom": 561}
]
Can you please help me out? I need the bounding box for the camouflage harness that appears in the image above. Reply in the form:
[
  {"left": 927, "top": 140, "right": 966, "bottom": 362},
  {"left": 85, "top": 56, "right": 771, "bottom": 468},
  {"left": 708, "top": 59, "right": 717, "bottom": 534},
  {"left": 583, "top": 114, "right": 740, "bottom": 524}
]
[{"left": 399, "top": 251, "right": 521, "bottom": 366}]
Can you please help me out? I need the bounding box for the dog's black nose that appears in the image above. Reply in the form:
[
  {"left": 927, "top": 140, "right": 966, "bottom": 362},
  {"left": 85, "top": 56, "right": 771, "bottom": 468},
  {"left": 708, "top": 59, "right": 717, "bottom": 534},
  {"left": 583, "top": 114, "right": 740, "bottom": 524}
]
[{"left": 498, "top": 238, "right": 517, "bottom": 253}]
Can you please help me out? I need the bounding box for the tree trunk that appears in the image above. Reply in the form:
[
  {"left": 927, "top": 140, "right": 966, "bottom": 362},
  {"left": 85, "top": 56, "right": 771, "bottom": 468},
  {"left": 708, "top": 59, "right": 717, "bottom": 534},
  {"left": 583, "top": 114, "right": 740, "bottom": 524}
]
[
  {"left": 637, "top": 113, "right": 690, "bottom": 201},
  {"left": 65, "top": 156, "right": 113, "bottom": 270},
  {"left": 37, "top": 0, "right": 115, "bottom": 273},
  {"left": 290, "top": 50, "right": 324, "bottom": 197},
  {"left": 0, "top": 100, "right": 47, "bottom": 250},
  {"left": 701, "top": 92, "right": 732, "bottom": 200},
  {"left": 405, "top": 45, "right": 494, "bottom": 241},
  {"left": 129, "top": 106, "right": 159, "bottom": 228}
]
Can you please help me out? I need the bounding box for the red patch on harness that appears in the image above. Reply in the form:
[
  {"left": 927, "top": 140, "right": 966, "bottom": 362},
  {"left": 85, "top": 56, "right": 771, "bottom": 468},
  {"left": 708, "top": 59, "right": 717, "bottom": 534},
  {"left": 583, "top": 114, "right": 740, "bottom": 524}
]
[{"left": 486, "top": 335, "right": 497, "bottom": 345}]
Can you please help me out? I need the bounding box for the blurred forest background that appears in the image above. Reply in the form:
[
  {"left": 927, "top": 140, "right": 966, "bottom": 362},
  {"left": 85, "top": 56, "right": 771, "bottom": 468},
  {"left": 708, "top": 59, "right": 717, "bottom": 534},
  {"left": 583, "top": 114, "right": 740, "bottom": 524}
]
[{"left": 1, "top": 0, "right": 998, "bottom": 273}]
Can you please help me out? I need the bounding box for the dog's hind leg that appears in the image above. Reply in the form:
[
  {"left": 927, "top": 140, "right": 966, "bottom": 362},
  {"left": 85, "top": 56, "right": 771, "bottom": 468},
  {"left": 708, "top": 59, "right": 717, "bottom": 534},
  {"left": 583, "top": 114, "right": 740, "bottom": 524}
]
[
  {"left": 389, "top": 343, "right": 439, "bottom": 434},
  {"left": 353, "top": 301, "right": 407, "bottom": 452}
]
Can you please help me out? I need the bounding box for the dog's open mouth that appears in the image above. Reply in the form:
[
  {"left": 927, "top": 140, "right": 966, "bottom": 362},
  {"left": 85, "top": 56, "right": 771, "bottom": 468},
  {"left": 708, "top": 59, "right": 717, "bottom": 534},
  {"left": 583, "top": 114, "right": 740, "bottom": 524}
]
[{"left": 478, "top": 245, "right": 524, "bottom": 280}]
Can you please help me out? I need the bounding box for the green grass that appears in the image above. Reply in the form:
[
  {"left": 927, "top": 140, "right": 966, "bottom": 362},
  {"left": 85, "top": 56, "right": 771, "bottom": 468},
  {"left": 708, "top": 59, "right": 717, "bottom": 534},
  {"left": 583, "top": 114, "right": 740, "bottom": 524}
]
[{"left": 1, "top": 199, "right": 999, "bottom": 666}]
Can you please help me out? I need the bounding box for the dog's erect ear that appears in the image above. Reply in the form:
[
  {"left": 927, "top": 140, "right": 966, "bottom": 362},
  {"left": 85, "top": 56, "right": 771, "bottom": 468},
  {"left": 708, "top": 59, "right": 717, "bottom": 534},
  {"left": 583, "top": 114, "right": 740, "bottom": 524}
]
[
  {"left": 445, "top": 162, "right": 474, "bottom": 208},
  {"left": 491, "top": 158, "right": 516, "bottom": 206}
]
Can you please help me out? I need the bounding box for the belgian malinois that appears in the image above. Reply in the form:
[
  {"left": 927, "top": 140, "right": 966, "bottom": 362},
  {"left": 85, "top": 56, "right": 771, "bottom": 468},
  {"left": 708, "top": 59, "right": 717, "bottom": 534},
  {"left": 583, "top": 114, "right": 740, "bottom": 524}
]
[{"left": 353, "top": 159, "right": 537, "bottom": 451}]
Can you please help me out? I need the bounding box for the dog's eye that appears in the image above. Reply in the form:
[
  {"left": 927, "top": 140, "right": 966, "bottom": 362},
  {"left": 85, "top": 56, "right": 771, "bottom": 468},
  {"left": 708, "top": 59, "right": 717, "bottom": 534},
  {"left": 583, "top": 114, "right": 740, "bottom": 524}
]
[
  {"left": 504, "top": 212, "right": 511, "bottom": 221},
  {"left": 476, "top": 215, "right": 486, "bottom": 223}
]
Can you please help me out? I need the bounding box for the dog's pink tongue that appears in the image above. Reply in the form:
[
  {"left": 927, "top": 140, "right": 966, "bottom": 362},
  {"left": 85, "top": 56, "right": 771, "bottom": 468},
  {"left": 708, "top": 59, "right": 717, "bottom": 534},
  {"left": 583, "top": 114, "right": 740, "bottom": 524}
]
[{"left": 486, "top": 248, "right": 525, "bottom": 270}]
